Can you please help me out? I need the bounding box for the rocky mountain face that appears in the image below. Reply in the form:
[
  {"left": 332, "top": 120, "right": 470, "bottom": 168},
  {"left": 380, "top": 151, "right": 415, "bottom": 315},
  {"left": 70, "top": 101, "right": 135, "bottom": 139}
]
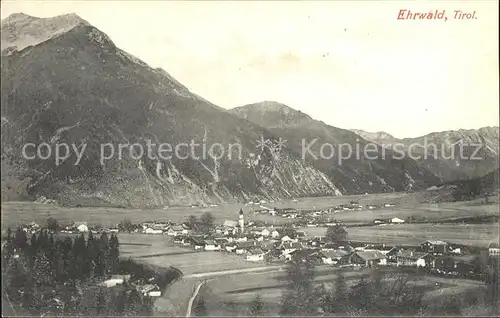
[
  {"left": 350, "top": 129, "right": 397, "bottom": 145},
  {"left": 230, "top": 102, "right": 441, "bottom": 194},
  {"left": 1, "top": 13, "right": 343, "bottom": 207},
  {"left": 350, "top": 127, "right": 499, "bottom": 182}
]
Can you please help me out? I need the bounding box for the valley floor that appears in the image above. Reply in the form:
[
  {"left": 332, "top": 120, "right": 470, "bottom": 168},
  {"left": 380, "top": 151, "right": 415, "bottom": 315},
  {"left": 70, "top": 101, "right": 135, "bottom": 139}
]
[{"left": 2, "top": 191, "right": 498, "bottom": 316}]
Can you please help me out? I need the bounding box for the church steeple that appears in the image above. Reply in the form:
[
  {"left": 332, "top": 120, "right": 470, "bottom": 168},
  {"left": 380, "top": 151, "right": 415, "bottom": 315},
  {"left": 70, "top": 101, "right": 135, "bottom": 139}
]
[{"left": 238, "top": 208, "right": 244, "bottom": 233}]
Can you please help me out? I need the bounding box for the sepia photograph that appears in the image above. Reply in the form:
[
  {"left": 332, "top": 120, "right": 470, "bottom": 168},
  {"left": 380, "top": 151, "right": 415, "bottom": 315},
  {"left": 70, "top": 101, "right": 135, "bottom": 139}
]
[{"left": 1, "top": 0, "right": 499, "bottom": 316}]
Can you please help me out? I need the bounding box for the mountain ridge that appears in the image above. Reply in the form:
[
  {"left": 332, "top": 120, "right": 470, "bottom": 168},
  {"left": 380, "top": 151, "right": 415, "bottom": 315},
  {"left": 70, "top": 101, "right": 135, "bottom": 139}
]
[
  {"left": 1, "top": 13, "right": 343, "bottom": 207},
  {"left": 348, "top": 127, "right": 499, "bottom": 182},
  {"left": 230, "top": 101, "right": 441, "bottom": 194}
]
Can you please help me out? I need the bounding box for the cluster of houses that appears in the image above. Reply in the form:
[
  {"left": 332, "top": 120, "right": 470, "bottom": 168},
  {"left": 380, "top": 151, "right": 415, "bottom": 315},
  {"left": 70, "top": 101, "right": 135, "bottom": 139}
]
[
  {"left": 170, "top": 221, "right": 499, "bottom": 278},
  {"left": 100, "top": 274, "right": 162, "bottom": 297},
  {"left": 250, "top": 200, "right": 402, "bottom": 226}
]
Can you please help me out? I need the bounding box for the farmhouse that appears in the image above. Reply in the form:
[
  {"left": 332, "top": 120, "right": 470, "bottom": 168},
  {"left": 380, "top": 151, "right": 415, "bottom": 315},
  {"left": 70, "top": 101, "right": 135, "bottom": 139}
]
[
  {"left": 288, "top": 249, "right": 325, "bottom": 264},
  {"left": 488, "top": 242, "right": 500, "bottom": 256},
  {"left": 138, "top": 284, "right": 161, "bottom": 297},
  {"left": 280, "top": 242, "right": 303, "bottom": 256},
  {"left": 144, "top": 227, "right": 163, "bottom": 234},
  {"left": 270, "top": 230, "right": 280, "bottom": 238},
  {"left": 373, "top": 219, "right": 386, "bottom": 224},
  {"left": 101, "top": 278, "right": 124, "bottom": 288},
  {"left": 433, "top": 254, "right": 477, "bottom": 275},
  {"left": 385, "top": 247, "right": 409, "bottom": 262},
  {"left": 396, "top": 250, "right": 432, "bottom": 267},
  {"left": 166, "top": 225, "right": 184, "bottom": 236},
  {"left": 420, "top": 240, "right": 448, "bottom": 255},
  {"left": 204, "top": 240, "right": 221, "bottom": 251},
  {"left": 174, "top": 235, "right": 188, "bottom": 244},
  {"left": 235, "top": 241, "right": 257, "bottom": 254},
  {"left": 310, "top": 236, "right": 327, "bottom": 247},
  {"left": 225, "top": 242, "right": 238, "bottom": 252},
  {"left": 191, "top": 238, "right": 206, "bottom": 250},
  {"left": 390, "top": 217, "right": 405, "bottom": 224},
  {"left": 322, "top": 249, "right": 349, "bottom": 265},
  {"left": 246, "top": 248, "right": 267, "bottom": 262},
  {"left": 340, "top": 251, "right": 387, "bottom": 267},
  {"left": 74, "top": 223, "right": 89, "bottom": 233},
  {"left": 280, "top": 235, "right": 295, "bottom": 242}
]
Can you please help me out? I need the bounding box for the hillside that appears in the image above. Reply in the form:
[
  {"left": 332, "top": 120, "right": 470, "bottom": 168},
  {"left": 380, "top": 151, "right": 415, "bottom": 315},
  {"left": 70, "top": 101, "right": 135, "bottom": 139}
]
[
  {"left": 351, "top": 127, "right": 499, "bottom": 182},
  {"left": 230, "top": 101, "right": 441, "bottom": 194},
  {"left": 350, "top": 129, "right": 397, "bottom": 145},
  {"left": 1, "top": 13, "right": 344, "bottom": 207}
]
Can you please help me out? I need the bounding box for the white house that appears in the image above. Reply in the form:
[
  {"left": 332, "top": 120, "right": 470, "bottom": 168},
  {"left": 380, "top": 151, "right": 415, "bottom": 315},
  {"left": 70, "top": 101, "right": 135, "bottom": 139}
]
[
  {"left": 390, "top": 217, "right": 405, "bottom": 224},
  {"left": 204, "top": 240, "right": 221, "bottom": 251},
  {"left": 101, "top": 279, "right": 124, "bottom": 288},
  {"left": 261, "top": 229, "right": 270, "bottom": 237},
  {"left": 235, "top": 241, "right": 256, "bottom": 254},
  {"left": 396, "top": 251, "right": 430, "bottom": 267},
  {"left": 489, "top": 242, "right": 500, "bottom": 256},
  {"left": 166, "top": 225, "right": 184, "bottom": 236},
  {"left": 280, "top": 242, "right": 302, "bottom": 256},
  {"left": 246, "top": 248, "right": 267, "bottom": 262},
  {"left": 321, "top": 250, "right": 348, "bottom": 265},
  {"left": 138, "top": 284, "right": 161, "bottom": 297},
  {"left": 144, "top": 228, "right": 163, "bottom": 234},
  {"left": 77, "top": 223, "right": 89, "bottom": 233},
  {"left": 271, "top": 230, "right": 280, "bottom": 239}
]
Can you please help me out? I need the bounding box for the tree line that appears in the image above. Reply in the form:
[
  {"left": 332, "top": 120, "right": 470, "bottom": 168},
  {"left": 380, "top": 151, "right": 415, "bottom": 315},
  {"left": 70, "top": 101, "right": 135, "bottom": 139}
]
[{"left": 1, "top": 222, "right": 154, "bottom": 316}]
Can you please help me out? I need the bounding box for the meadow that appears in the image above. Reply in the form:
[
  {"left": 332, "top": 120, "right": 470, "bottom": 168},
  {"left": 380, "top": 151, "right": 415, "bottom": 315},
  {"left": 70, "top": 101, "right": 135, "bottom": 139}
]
[
  {"left": 2, "top": 191, "right": 497, "bottom": 230},
  {"left": 117, "top": 233, "right": 263, "bottom": 276},
  {"left": 198, "top": 266, "right": 485, "bottom": 316},
  {"left": 300, "top": 223, "right": 499, "bottom": 247}
]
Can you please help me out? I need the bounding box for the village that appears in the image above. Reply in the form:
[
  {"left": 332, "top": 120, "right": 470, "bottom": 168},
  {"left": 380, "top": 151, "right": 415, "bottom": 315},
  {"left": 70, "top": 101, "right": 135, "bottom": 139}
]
[{"left": 17, "top": 201, "right": 500, "bottom": 286}]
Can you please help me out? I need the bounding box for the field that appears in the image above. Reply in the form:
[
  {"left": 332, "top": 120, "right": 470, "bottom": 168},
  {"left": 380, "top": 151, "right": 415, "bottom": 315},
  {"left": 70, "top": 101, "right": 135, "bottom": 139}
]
[
  {"left": 198, "top": 267, "right": 485, "bottom": 316},
  {"left": 300, "top": 223, "right": 499, "bottom": 247},
  {"left": 323, "top": 202, "right": 499, "bottom": 224},
  {"left": 2, "top": 191, "right": 498, "bottom": 230},
  {"left": 2, "top": 191, "right": 497, "bottom": 316},
  {"left": 118, "top": 233, "right": 264, "bottom": 275}
]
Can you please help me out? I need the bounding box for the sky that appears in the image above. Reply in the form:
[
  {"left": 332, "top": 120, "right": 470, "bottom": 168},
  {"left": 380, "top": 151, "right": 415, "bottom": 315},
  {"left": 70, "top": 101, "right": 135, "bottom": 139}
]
[{"left": 1, "top": 0, "right": 498, "bottom": 138}]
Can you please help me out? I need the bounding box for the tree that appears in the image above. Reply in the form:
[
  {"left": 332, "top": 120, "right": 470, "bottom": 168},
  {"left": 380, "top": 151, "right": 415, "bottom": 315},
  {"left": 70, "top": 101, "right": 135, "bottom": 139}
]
[
  {"left": 84, "top": 231, "right": 96, "bottom": 278},
  {"left": 199, "top": 212, "right": 215, "bottom": 236},
  {"left": 326, "top": 224, "right": 348, "bottom": 243},
  {"left": 249, "top": 294, "right": 264, "bottom": 316},
  {"left": 118, "top": 219, "right": 134, "bottom": 232},
  {"left": 108, "top": 234, "right": 120, "bottom": 274},
  {"left": 95, "top": 288, "right": 107, "bottom": 316},
  {"left": 32, "top": 250, "right": 56, "bottom": 287},
  {"left": 47, "top": 217, "right": 58, "bottom": 231},
  {"left": 281, "top": 222, "right": 297, "bottom": 238},
  {"left": 71, "top": 234, "right": 87, "bottom": 280},
  {"left": 194, "top": 296, "right": 208, "bottom": 316},
  {"left": 322, "top": 269, "right": 348, "bottom": 314},
  {"left": 124, "top": 289, "right": 142, "bottom": 315},
  {"left": 187, "top": 215, "right": 198, "bottom": 231},
  {"left": 280, "top": 260, "right": 318, "bottom": 316},
  {"left": 13, "top": 227, "right": 28, "bottom": 251}
]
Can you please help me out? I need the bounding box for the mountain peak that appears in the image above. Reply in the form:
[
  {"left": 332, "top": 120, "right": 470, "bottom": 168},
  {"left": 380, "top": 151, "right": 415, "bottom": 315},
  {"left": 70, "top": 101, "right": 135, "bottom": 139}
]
[
  {"left": 350, "top": 129, "right": 396, "bottom": 142},
  {"left": 1, "top": 12, "right": 90, "bottom": 53},
  {"left": 230, "top": 101, "right": 313, "bottom": 128},
  {"left": 233, "top": 101, "right": 309, "bottom": 117}
]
